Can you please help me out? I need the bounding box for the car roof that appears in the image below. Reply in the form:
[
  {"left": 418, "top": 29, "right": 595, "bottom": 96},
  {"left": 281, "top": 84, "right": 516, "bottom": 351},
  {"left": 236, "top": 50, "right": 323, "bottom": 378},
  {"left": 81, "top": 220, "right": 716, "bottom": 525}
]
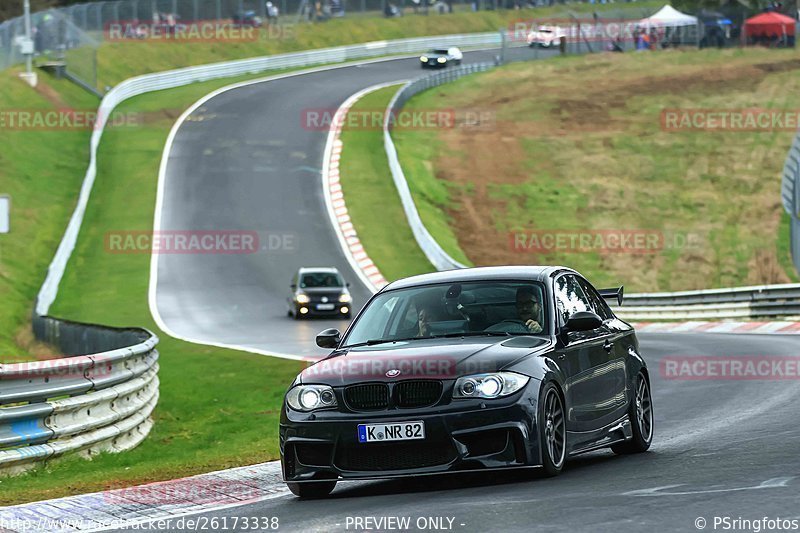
[
  {"left": 298, "top": 267, "right": 341, "bottom": 274},
  {"left": 381, "top": 265, "right": 578, "bottom": 291}
]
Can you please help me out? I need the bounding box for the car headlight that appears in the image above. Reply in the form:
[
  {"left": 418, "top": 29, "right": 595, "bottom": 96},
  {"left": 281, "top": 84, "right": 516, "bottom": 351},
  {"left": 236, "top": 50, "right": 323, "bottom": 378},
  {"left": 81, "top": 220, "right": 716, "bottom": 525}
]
[
  {"left": 420, "top": 56, "right": 428, "bottom": 62},
  {"left": 437, "top": 57, "right": 446, "bottom": 63},
  {"left": 339, "top": 293, "right": 351, "bottom": 303},
  {"left": 453, "top": 372, "right": 529, "bottom": 399},
  {"left": 295, "top": 294, "right": 310, "bottom": 304},
  {"left": 286, "top": 385, "right": 338, "bottom": 412}
]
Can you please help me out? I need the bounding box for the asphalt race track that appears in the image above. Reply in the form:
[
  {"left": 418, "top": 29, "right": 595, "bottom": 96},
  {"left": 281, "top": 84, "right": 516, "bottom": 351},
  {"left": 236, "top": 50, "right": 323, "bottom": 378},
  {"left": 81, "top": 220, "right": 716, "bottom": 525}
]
[
  {"left": 147, "top": 48, "right": 800, "bottom": 531},
  {"left": 106, "top": 332, "right": 800, "bottom": 532},
  {"left": 152, "top": 47, "right": 556, "bottom": 358}
]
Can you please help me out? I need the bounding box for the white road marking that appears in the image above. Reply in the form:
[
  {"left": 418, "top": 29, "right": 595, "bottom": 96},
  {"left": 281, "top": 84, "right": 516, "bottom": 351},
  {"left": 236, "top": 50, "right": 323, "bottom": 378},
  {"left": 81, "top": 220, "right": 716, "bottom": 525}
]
[{"left": 623, "top": 477, "right": 794, "bottom": 497}]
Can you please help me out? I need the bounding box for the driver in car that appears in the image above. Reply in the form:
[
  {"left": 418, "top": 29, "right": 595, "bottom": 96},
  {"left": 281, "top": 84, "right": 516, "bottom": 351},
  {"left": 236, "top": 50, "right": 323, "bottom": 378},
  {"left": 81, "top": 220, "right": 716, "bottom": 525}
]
[{"left": 516, "top": 287, "right": 543, "bottom": 333}]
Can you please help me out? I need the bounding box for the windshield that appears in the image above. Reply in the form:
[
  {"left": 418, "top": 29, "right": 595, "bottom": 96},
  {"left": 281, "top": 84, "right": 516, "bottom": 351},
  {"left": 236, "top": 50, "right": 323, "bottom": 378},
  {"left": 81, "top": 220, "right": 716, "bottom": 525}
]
[
  {"left": 343, "top": 280, "right": 548, "bottom": 347},
  {"left": 300, "top": 272, "right": 343, "bottom": 288},
  {"left": 431, "top": 49, "right": 450, "bottom": 55}
]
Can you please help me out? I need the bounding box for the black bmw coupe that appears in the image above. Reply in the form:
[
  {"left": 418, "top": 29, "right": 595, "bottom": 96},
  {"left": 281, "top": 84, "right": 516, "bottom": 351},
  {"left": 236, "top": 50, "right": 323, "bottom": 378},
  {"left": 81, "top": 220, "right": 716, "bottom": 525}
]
[{"left": 280, "top": 266, "right": 653, "bottom": 498}]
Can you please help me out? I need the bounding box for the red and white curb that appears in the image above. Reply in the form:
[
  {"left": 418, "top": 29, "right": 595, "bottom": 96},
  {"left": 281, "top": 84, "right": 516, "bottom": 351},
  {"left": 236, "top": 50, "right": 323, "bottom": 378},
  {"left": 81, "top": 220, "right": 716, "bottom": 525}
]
[
  {"left": 0, "top": 461, "right": 286, "bottom": 532},
  {"left": 321, "top": 81, "right": 407, "bottom": 294},
  {"left": 630, "top": 321, "right": 800, "bottom": 335},
  {"left": 327, "top": 136, "right": 388, "bottom": 292}
]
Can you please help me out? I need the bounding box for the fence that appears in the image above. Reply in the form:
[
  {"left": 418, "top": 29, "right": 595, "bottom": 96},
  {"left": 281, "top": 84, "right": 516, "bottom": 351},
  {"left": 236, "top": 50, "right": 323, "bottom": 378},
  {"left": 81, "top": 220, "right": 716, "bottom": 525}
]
[
  {"left": 0, "top": 1, "right": 659, "bottom": 90},
  {"left": 1, "top": 316, "right": 159, "bottom": 475}
]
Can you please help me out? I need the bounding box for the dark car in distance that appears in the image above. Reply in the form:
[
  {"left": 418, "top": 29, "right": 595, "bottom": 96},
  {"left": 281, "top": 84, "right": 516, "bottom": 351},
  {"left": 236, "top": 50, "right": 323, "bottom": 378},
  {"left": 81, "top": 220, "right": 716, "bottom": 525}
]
[
  {"left": 288, "top": 267, "right": 352, "bottom": 319},
  {"left": 280, "top": 266, "right": 653, "bottom": 497}
]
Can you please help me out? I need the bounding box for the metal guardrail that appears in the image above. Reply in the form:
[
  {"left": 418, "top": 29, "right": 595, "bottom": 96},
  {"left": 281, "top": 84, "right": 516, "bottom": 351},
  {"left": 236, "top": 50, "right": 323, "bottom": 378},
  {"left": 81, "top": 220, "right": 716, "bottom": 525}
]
[
  {"left": 382, "top": 62, "right": 496, "bottom": 271},
  {"left": 782, "top": 131, "right": 800, "bottom": 274},
  {"left": 1, "top": 317, "right": 158, "bottom": 475},
  {"left": 612, "top": 283, "right": 800, "bottom": 321}
]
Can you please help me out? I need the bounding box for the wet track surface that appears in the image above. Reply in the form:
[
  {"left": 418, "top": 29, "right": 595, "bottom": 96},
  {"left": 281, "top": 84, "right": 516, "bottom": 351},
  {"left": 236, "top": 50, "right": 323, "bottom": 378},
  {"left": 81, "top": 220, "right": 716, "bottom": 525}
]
[
  {"left": 110, "top": 332, "right": 800, "bottom": 532},
  {"left": 146, "top": 49, "right": 800, "bottom": 532},
  {"left": 152, "top": 47, "right": 556, "bottom": 358}
]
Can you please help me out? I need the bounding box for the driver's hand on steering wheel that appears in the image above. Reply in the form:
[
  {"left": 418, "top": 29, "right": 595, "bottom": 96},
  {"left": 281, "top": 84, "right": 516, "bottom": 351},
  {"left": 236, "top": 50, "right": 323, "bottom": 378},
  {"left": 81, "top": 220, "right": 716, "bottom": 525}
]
[{"left": 525, "top": 319, "right": 542, "bottom": 333}]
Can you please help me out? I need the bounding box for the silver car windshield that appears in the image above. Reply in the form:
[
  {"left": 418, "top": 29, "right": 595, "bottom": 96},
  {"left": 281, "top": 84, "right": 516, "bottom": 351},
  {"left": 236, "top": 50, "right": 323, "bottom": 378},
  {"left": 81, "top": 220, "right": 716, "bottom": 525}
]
[{"left": 343, "top": 280, "right": 549, "bottom": 347}]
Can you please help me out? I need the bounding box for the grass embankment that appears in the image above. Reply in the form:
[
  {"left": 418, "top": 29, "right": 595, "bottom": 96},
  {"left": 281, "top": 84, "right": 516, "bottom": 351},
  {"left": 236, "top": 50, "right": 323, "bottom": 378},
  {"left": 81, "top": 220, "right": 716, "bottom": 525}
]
[
  {"left": 0, "top": 72, "right": 308, "bottom": 505},
  {"left": 75, "top": 2, "right": 659, "bottom": 88},
  {"left": 0, "top": 71, "right": 98, "bottom": 362},
  {"left": 338, "top": 85, "right": 438, "bottom": 281},
  {"left": 393, "top": 48, "right": 800, "bottom": 291}
]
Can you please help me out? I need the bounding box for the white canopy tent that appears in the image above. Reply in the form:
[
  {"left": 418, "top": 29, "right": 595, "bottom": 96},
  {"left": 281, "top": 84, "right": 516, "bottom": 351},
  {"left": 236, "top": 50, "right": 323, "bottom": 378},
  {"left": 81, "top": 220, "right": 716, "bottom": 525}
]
[{"left": 639, "top": 5, "right": 699, "bottom": 28}]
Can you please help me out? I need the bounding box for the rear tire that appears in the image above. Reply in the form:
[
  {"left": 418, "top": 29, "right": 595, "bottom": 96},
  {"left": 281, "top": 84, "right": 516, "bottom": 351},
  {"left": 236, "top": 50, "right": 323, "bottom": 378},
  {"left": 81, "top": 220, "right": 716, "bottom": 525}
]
[
  {"left": 538, "top": 382, "right": 566, "bottom": 476},
  {"left": 286, "top": 479, "right": 337, "bottom": 499},
  {"left": 612, "top": 372, "right": 653, "bottom": 454}
]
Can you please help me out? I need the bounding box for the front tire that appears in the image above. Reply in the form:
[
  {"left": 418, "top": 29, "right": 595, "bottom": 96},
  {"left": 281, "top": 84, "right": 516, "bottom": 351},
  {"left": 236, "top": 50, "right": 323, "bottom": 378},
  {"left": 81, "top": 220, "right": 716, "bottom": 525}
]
[
  {"left": 538, "top": 382, "right": 566, "bottom": 476},
  {"left": 612, "top": 372, "right": 653, "bottom": 454},
  {"left": 286, "top": 479, "right": 337, "bottom": 499}
]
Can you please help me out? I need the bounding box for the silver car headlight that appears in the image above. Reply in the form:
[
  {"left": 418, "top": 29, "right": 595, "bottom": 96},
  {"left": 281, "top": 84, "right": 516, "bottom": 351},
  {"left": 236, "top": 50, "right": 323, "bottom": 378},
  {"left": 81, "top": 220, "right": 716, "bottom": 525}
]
[
  {"left": 437, "top": 57, "right": 446, "bottom": 63},
  {"left": 286, "top": 384, "right": 338, "bottom": 411},
  {"left": 453, "top": 372, "right": 529, "bottom": 399}
]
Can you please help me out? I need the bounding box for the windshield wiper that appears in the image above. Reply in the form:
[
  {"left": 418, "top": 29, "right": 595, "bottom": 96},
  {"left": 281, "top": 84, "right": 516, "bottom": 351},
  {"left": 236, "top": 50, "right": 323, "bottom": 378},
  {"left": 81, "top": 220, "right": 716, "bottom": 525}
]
[{"left": 343, "top": 336, "right": 438, "bottom": 348}]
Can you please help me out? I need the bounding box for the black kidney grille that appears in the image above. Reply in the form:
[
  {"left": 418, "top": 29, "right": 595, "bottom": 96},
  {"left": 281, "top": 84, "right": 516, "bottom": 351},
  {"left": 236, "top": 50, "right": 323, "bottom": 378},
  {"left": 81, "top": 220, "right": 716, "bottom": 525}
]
[
  {"left": 394, "top": 380, "right": 443, "bottom": 408},
  {"left": 335, "top": 441, "right": 456, "bottom": 472},
  {"left": 345, "top": 383, "right": 389, "bottom": 410}
]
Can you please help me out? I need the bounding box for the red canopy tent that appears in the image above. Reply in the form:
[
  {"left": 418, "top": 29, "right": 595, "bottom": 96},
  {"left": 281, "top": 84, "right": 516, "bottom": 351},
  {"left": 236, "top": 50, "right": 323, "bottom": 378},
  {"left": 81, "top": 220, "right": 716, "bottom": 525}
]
[{"left": 743, "top": 12, "right": 796, "bottom": 39}]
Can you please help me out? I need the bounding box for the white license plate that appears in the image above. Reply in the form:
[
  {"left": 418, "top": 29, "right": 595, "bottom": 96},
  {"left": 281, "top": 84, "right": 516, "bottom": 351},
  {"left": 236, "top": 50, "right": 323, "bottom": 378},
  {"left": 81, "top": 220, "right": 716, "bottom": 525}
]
[
  {"left": 358, "top": 421, "right": 425, "bottom": 443},
  {"left": 316, "top": 303, "right": 335, "bottom": 310}
]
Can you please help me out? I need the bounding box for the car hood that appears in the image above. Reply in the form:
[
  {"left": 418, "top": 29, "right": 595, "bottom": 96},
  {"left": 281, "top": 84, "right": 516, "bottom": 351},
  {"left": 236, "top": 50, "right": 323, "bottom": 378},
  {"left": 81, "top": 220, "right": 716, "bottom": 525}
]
[{"left": 299, "top": 336, "right": 553, "bottom": 386}]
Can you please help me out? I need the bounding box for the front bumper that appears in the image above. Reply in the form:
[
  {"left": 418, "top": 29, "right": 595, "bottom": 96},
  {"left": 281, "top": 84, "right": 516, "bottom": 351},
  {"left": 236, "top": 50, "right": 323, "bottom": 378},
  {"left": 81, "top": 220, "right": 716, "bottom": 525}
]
[
  {"left": 280, "top": 381, "right": 542, "bottom": 482},
  {"left": 294, "top": 302, "right": 350, "bottom": 316}
]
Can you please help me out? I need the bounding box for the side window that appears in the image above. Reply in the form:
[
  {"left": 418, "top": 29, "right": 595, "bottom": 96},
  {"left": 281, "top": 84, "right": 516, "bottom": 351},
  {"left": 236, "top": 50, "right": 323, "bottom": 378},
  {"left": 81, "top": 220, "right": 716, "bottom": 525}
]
[
  {"left": 577, "top": 277, "right": 613, "bottom": 321},
  {"left": 554, "top": 275, "right": 593, "bottom": 324}
]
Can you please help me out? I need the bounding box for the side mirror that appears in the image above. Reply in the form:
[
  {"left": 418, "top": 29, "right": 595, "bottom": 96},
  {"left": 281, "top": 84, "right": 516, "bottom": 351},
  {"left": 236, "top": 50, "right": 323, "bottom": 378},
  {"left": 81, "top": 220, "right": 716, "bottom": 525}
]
[
  {"left": 346, "top": 282, "right": 351, "bottom": 287},
  {"left": 565, "top": 311, "right": 603, "bottom": 332},
  {"left": 316, "top": 328, "right": 341, "bottom": 349},
  {"left": 290, "top": 283, "right": 297, "bottom": 290}
]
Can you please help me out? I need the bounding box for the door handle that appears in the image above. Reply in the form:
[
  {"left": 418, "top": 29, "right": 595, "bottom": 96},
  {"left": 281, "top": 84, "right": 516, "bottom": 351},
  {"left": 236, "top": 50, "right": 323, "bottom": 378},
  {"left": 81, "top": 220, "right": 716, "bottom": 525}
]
[{"left": 603, "top": 340, "right": 614, "bottom": 352}]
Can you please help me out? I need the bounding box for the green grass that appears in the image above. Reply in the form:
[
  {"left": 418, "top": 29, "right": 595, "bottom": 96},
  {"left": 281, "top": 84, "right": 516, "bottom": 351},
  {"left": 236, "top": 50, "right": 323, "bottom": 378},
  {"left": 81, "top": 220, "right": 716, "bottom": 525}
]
[
  {"left": 73, "top": 2, "right": 660, "bottom": 88},
  {"left": 0, "top": 71, "right": 317, "bottom": 505},
  {"left": 392, "top": 110, "right": 474, "bottom": 267},
  {"left": 338, "top": 85, "right": 436, "bottom": 281},
  {"left": 392, "top": 48, "right": 800, "bottom": 291},
  {"left": 0, "top": 69, "right": 99, "bottom": 362}
]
